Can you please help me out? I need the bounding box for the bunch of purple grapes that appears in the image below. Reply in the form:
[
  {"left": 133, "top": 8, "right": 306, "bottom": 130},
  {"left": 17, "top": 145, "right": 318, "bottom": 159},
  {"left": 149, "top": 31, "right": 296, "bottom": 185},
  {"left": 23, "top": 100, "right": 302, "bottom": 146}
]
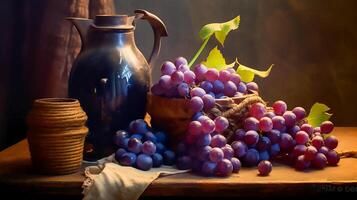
[{"left": 113, "top": 119, "right": 175, "bottom": 171}]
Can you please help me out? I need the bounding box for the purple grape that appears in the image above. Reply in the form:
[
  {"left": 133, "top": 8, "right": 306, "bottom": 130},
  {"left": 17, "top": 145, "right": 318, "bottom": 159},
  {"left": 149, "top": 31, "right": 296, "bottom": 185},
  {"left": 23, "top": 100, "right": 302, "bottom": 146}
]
[
  {"left": 324, "top": 136, "right": 338, "bottom": 150},
  {"left": 127, "top": 138, "right": 142, "bottom": 154},
  {"left": 237, "top": 82, "right": 247, "bottom": 93},
  {"left": 246, "top": 82, "right": 259, "bottom": 92},
  {"left": 270, "top": 143, "right": 281, "bottom": 157},
  {"left": 295, "top": 131, "right": 309, "bottom": 145},
  {"left": 115, "top": 148, "right": 127, "bottom": 162},
  {"left": 259, "top": 151, "right": 270, "bottom": 161},
  {"left": 209, "top": 147, "right": 224, "bottom": 162},
  {"left": 223, "top": 81, "right": 237, "bottom": 97},
  {"left": 200, "top": 81, "right": 213, "bottom": 93},
  {"left": 190, "top": 87, "right": 206, "bottom": 97},
  {"left": 159, "top": 75, "right": 172, "bottom": 89},
  {"left": 114, "top": 130, "right": 129, "bottom": 146},
  {"left": 176, "top": 156, "right": 191, "bottom": 170},
  {"left": 142, "top": 141, "right": 156, "bottom": 155},
  {"left": 214, "top": 116, "right": 229, "bottom": 132},
  {"left": 304, "top": 146, "right": 318, "bottom": 161},
  {"left": 295, "top": 155, "right": 310, "bottom": 170},
  {"left": 164, "top": 87, "right": 179, "bottom": 98},
  {"left": 311, "top": 153, "right": 327, "bottom": 169},
  {"left": 289, "top": 125, "right": 300, "bottom": 137},
  {"left": 199, "top": 116, "right": 215, "bottom": 134},
  {"left": 300, "top": 124, "right": 313, "bottom": 136},
  {"left": 272, "top": 100, "right": 287, "bottom": 116},
  {"left": 311, "top": 136, "right": 324, "bottom": 149},
  {"left": 244, "top": 130, "right": 259, "bottom": 147},
  {"left": 129, "top": 119, "right": 148, "bottom": 134},
  {"left": 272, "top": 116, "right": 286, "bottom": 132},
  {"left": 320, "top": 121, "right": 334, "bottom": 134},
  {"left": 218, "top": 70, "right": 231, "bottom": 82},
  {"left": 264, "top": 111, "right": 276, "bottom": 119},
  {"left": 258, "top": 160, "right": 272, "bottom": 176},
  {"left": 244, "top": 117, "right": 259, "bottom": 131},
  {"left": 318, "top": 146, "right": 329, "bottom": 156},
  {"left": 143, "top": 131, "right": 157, "bottom": 143},
  {"left": 259, "top": 117, "right": 273, "bottom": 132},
  {"left": 192, "top": 112, "right": 204, "bottom": 121},
  {"left": 174, "top": 57, "right": 188, "bottom": 68},
  {"left": 130, "top": 134, "right": 143, "bottom": 141},
  {"left": 249, "top": 103, "right": 266, "bottom": 120},
  {"left": 177, "top": 82, "right": 189, "bottom": 97},
  {"left": 155, "top": 132, "right": 167, "bottom": 144},
  {"left": 194, "top": 64, "right": 208, "bottom": 82},
  {"left": 119, "top": 152, "right": 137, "bottom": 166},
  {"left": 314, "top": 127, "right": 321, "bottom": 133},
  {"left": 171, "top": 70, "right": 184, "bottom": 84},
  {"left": 183, "top": 70, "right": 196, "bottom": 84},
  {"left": 161, "top": 61, "right": 176, "bottom": 75},
  {"left": 188, "top": 120, "right": 202, "bottom": 135},
  {"left": 151, "top": 83, "right": 164, "bottom": 96},
  {"left": 230, "top": 74, "right": 241, "bottom": 85},
  {"left": 152, "top": 153, "right": 163, "bottom": 167},
  {"left": 197, "top": 133, "right": 212, "bottom": 146},
  {"left": 136, "top": 154, "right": 153, "bottom": 171},
  {"left": 279, "top": 133, "right": 294, "bottom": 152},
  {"left": 234, "top": 129, "right": 246, "bottom": 141},
  {"left": 201, "top": 161, "right": 217, "bottom": 176},
  {"left": 163, "top": 150, "right": 176, "bottom": 165},
  {"left": 243, "top": 149, "right": 260, "bottom": 166},
  {"left": 267, "top": 129, "right": 281, "bottom": 144},
  {"left": 221, "top": 144, "right": 234, "bottom": 160},
  {"left": 216, "top": 159, "right": 233, "bottom": 177},
  {"left": 215, "top": 93, "right": 224, "bottom": 99},
  {"left": 293, "top": 144, "right": 307, "bottom": 158},
  {"left": 189, "top": 96, "right": 204, "bottom": 112},
  {"left": 257, "top": 136, "right": 271, "bottom": 151},
  {"left": 205, "top": 68, "right": 219, "bottom": 82},
  {"left": 226, "top": 67, "right": 236, "bottom": 74},
  {"left": 292, "top": 107, "right": 306, "bottom": 121},
  {"left": 211, "top": 134, "right": 227, "bottom": 148},
  {"left": 197, "top": 146, "right": 212, "bottom": 161},
  {"left": 212, "top": 80, "right": 224, "bottom": 94},
  {"left": 177, "top": 64, "right": 189, "bottom": 73},
  {"left": 231, "top": 141, "right": 248, "bottom": 158},
  {"left": 202, "top": 94, "right": 215, "bottom": 110},
  {"left": 326, "top": 150, "right": 340, "bottom": 166},
  {"left": 191, "top": 160, "right": 204, "bottom": 173},
  {"left": 283, "top": 111, "right": 296, "bottom": 127},
  {"left": 231, "top": 157, "right": 241, "bottom": 173}
]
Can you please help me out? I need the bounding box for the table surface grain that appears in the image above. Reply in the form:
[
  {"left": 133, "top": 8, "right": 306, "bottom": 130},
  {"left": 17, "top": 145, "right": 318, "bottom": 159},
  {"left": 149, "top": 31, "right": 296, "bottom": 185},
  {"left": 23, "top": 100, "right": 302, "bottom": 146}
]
[{"left": 0, "top": 127, "right": 357, "bottom": 198}]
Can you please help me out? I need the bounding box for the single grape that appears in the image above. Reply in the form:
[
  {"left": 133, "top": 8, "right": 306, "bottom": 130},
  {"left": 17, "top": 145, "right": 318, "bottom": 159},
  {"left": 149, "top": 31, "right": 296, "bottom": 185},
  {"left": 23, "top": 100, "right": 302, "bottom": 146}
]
[
  {"left": 318, "top": 146, "right": 329, "bottom": 156},
  {"left": 197, "top": 146, "right": 212, "bottom": 161},
  {"left": 289, "top": 125, "right": 300, "bottom": 138},
  {"left": 244, "top": 130, "right": 260, "bottom": 147},
  {"left": 119, "top": 152, "right": 137, "bottom": 166},
  {"left": 230, "top": 74, "right": 241, "bottom": 85},
  {"left": 292, "top": 107, "right": 306, "bottom": 121},
  {"left": 304, "top": 146, "right": 318, "bottom": 161},
  {"left": 208, "top": 92, "right": 216, "bottom": 98},
  {"left": 192, "top": 112, "right": 204, "bottom": 121},
  {"left": 190, "top": 87, "right": 206, "bottom": 97},
  {"left": 320, "top": 121, "right": 334, "bottom": 134},
  {"left": 237, "top": 82, "right": 247, "bottom": 93},
  {"left": 264, "top": 111, "right": 276, "bottom": 119},
  {"left": 212, "top": 80, "right": 224, "bottom": 94},
  {"left": 130, "top": 134, "right": 143, "bottom": 141},
  {"left": 311, "top": 136, "right": 324, "bottom": 149},
  {"left": 174, "top": 57, "right": 188, "bottom": 68},
  {"left": 201, "top": 161, "right": 217, "bottom": 176},
  {"left": 202, "top": 94, "right": 216, "bottom": 110},
  {"left": 152, "top": 153, "right": 163, "bottom": 168},
  {"left": 136, "top": 154, "right": 153, "bottom": 171},
  {"left": 272, "top": 116, "right": 286, "bottom": 132},
  {"left": 176, "top": 156, "right": 191, "bottom": 170},
  {"left": 182, "top": 70, "right": 195, "bottom": 85},
  {"left": 249, "top": 103, "right": 266, "bottom": 120},
  {"left": 293, "top": 144, "right": 307, "bottom": 158},
  {"left": 127, "top": 138, "right": 142, "bottom": 154},
  {"left": 164, "top": 87, "right": 179, "bottom": 98},
  {"left": 177, "top": 82, "right": 189, "bottom": 97},
  {"left": 295, "top": 131, "right": 309, "bottom": 145},
  {"left": 231, "top": 157, "right": 241, "bottom": 173},
  {"left": 234, "top": 129, "right": 246, "bottom": 141},
  {"left": 129, "top": 119, "right": 148, "bottom": 134},
  {"left": 324, "top": 136, "right": 338, "bottom": 150},
  {"left": 159, "top": 75, "right": 173, "bottom": 89},
  {"left": 283, "top": 111, "right": 296, "bottom": 127},
  {"left": 223, "top": 81, "right": 237, "bottom": 97},
  {"left": 326, "top": 150, "right": 340, "bottom": 166},
  {"left": 226, "top": 67, "right": 236, "bottom": 74},
  {"left": 311, "top": 153, "right": 327, "bottom": 169},
  {"left": 155, "top": 132, "right": 167, "bottom": 144},
  {"left": 171, "top": 70, "right": 184, "bottom": 85},
  {"left": 114, "top": 130, "right": 129, "bottom": 146},
  {"left": 151, "top": 83, "right": 164, "bottom": 96},
  {"left": 200, "top": 81, "right": 213, "bottom": 93},
  {"left": 244, "top": 117, "right": 259, "bottom": 131},
  {"left": 115, "top": 148, "right": 127, "bottom": 162},
  {"left": 215, "top": 93, "right": 224, "bottom": 99},
  {"left": 243, "top": 149, "right": 260, "bottom": 166},
  {"left": 209, "top": 147, "right": 224, "bottom": 163},
  {"left": 279, "top": 133, "right": 294, "bottom": 152},
  {"left": 142, "top": 141, "right": 156, "bottom": 155},
  {"left": 272, "top": 100, "right": 287, "bottom": 116},
  {"left": 295, "top": 155, "right": 310, "bottom": 170},
  {"left": 188, "top": 120, "right": 202, "bottom": 135},
  {"left": 214, "top": 116, "right": 229, "bottom": 132},
  {"left": 199, "top": 116, "right": 215, "bottom": 134},
  {"left": 163, "top": 150, "right": 176, "bottom": 165},
  {"left": 270, "top": 143, "right": 281, "bottom": 157},
  {"left": 246, "top": 82, "right": 259, "bottom": 92},
  {"left": 259, "top": 117, "right": 273, "bottom": 132},
  {"left": 193, "top": 64, "right": 208, "bottom": 82},
  {"left": 189, "top": 96, "right": 204, "bottom": 112},
  {"left": 219, "top": 70, "right": 232, "bottom": 82},
  {"left": 205, "top": 68, "right": 219, "bottom": 82},
  {"left": 258, "top": 160, "right": 272, "bottom": 176},
  {"left": 222, "top": 144, "right": 234, "bottom": 160},
  {"left": 197, "top": 133, "right": 212, "bottom": 146},
  {"left": 161, "top": 61, "right": 176, "bottom": 75},
  {"left": 155, "top": 143, "right": 166, "bottom": 154},
  {"left": 259, "top": 151, "right": 270, "bottom": 161},
  {"left": 257, "top": 136, "right": 271, "bottom": 151},
  {"left": 231, "top": 141, "right": 248, "bottom": 158},
  {"left": 177, "top": 64, "right": 189, "bottom": 73},
  {"left": 300, "top": 124, "right": 313, "bottom": 136},
  {"left": 211, "top": 134, "right": 227, "bottom": 148},
  {"left": 144, "top": 131, "right": 157, "bottom": 143},
  {"left": 267, "top": 129, "right": 281, "bottom": 144},
  {"left": 216, "top": 159, "right": 233, "bottom": 177}
]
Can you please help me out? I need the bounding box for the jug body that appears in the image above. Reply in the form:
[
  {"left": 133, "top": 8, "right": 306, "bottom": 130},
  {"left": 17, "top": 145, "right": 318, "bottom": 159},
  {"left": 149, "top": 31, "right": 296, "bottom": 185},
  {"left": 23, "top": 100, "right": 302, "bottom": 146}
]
[{"left": 69, "top": 29, "right": 150, "bottom": 161}]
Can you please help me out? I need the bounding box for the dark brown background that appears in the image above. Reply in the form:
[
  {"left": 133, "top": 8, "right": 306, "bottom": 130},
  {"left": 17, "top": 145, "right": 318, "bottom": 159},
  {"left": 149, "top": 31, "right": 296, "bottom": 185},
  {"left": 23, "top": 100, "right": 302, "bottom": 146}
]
[{"left": 1, "top": 0, "right": 357, "bottom": 150}]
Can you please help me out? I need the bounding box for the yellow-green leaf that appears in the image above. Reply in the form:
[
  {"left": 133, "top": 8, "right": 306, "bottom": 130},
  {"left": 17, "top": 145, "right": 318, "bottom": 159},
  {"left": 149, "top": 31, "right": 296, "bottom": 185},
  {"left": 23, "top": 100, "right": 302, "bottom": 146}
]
[
  {"left": 202, "top": 46, "right": 235, "bottom": 71},
  {"left": 306, "top": 103, "right": 333, "bottom": 127},
  {"left": 236, "top": 63, "right": 273, "bottom": 82},
  {"left": 199, "top": 16, "right": 240, "bottom": 46}
]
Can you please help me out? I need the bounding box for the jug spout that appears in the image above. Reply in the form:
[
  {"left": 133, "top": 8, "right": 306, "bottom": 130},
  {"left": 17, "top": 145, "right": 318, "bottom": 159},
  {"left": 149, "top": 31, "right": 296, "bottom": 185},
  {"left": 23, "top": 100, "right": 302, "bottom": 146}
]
[{"left": 66, "top": 17, "right": 93, "bottom": 49}]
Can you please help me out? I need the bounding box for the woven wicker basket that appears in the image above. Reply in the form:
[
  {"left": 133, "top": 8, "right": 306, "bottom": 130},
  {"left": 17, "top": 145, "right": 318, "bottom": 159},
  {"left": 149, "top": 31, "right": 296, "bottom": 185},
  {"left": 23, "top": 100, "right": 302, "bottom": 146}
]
[{"left": 26, "top": 98, "right": 88, "bottom": 175}]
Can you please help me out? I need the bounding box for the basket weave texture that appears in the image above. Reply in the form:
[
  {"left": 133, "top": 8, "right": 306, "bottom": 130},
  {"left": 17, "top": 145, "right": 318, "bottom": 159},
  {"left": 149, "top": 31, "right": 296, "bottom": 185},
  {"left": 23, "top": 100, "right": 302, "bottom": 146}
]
[{"left": 26, "top": 98, "right": 88, "bottom": 175}]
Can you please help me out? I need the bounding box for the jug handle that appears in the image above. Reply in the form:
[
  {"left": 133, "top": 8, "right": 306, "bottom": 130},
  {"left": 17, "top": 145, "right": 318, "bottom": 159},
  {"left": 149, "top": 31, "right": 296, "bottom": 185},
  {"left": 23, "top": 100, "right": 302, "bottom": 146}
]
[{"left": 134, "top": 9, "right": 168, "bottom": 67}]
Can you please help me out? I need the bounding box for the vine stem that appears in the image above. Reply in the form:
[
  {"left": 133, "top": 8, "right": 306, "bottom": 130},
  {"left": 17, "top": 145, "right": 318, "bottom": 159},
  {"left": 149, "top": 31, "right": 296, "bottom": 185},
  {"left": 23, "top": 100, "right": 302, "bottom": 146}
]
[{"left": 188, "top": 37, "right": 210, "bottom": 68}]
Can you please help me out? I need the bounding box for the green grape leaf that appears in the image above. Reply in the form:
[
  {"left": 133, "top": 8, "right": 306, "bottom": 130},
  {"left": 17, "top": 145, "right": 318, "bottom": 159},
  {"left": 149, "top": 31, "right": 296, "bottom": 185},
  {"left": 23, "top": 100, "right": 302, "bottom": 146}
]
[
  {"left": 202, "top": 46, "right": 235, "bottom": 70},
  {"left": 306, "top": 103, "right": 333, "bottom": 127},
  {"left": 236, "top": 63, "right": 273, "bottom": 82},
  {"left": 199, "top": 16, "right": 240, "bottom": 46}
]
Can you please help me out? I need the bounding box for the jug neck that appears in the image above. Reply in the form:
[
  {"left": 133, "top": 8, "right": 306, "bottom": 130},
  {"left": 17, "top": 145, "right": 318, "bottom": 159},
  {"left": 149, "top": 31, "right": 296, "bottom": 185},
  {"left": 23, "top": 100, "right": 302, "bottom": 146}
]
[{"left": 86, "top": 29, "right": 136, "bottom": 49}]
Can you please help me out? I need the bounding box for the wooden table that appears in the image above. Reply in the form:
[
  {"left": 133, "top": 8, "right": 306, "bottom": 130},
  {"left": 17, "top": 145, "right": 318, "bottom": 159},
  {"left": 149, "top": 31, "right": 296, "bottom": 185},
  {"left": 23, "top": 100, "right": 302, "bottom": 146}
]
[{"left": 1, "top": 127, "right": 357, "bottom": 199}]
